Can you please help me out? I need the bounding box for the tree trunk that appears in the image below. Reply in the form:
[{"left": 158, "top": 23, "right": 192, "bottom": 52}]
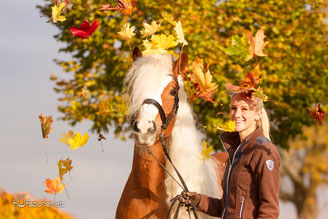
[{"left": 296, "top": 191, "right": 318, "bottom": 219}]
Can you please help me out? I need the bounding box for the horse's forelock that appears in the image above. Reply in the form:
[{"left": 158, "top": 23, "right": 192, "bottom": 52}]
[{"left": 124, "top": 54, "right": 174, "bottom": 115}]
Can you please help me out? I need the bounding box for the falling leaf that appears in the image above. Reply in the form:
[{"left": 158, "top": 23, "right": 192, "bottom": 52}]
[
  {"left": 241, "top": 66, "right": 261, "bottom": 88},
  {"left": 151, "top": 34, "right": 178, "bottom": 50},
  {"left": 118, "top": 23, "right": 136, "bottom": 40},
  {"left": 39, "top": 114, "right": 53, "bottom": 139},
  {"left": 100, "top": 0, "right": 137, "bottom": 16},
  {"left": 68, "top": 132, "right": 89, "bottom": 150},
  {"left": 224, "top": 34, "right": 250, "bottom": 61},
  {"left": 215, "top": 120, "right": 235, "bottom": 132},
  {"left": 51, "top": 0, "right": 72, "bottom": 13},
  {"left": 244, "top": 28, "right": 269, "bottom": 60},
  {"left": 70, "top": 19, "right": 99, "bottom": 57},
  {"left": 189, "top": 57, "right": 218, "bottom": 102},
  {"left": 58, "top": 158, "right": 73, "bottom": 181},
  {"left": 140, "top": 21, "right": 160, "bottom": 37},
  {"left": 307, "top": 104, "right": 326, "bottom": 126},
  {"left": 161, "top": 11, "right": 176, "bottom": 25},
  {"left": 201, "top": 140, "right": 213, "bottom": 161},
  {"left": 98, "top": 133, "right": 107, "bottom": 141},
  {"left": 59, "top": 130, "right": 75, "bottom": 145},
  {"left": 98, "top": 133, "right": 106, "bottom": 152},
  {"left": 51, "top": 3, "right": 66, "bottom": 23},
  {"left": 142, "top": 39, "right": 167, "bottom": 55},
  {"left": 70, "top": 19, "right": 99, "bottom": 39},
  {"left": 45, "top": 176, "right": 65, "bottom": 195},
  {"left": 174, "top": 20, "right": 188, "bottom": 45}
]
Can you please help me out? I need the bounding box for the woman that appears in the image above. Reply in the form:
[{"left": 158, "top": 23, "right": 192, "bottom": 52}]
[{"left": 181, "top": 93, "right": 281, "bottom": 218}]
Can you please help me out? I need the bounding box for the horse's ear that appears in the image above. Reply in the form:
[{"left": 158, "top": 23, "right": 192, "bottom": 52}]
[
  {"left": 173, "top": 53, "right": 188, "bottom": 76},
  {"left": 132, "top": 47, "right": 143, "bottom": 61}
]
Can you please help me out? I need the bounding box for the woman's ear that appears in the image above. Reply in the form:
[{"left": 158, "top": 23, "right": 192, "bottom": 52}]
[{"left": 255, "top": 110, "right": 263, "bottom": 121}]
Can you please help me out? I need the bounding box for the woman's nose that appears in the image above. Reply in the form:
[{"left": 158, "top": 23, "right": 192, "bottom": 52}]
[{"left": 234, "top": 108, "right": 242, "bottom": 118}]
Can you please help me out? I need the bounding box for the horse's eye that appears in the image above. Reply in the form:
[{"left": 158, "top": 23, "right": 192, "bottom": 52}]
[{"left": 170, "top": 89, "right": 177, "bottom": 96}]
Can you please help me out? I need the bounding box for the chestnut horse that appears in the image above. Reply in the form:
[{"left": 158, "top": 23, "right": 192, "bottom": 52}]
[{"left": 116, "top": 48, "right": 228, "bottom": 219}]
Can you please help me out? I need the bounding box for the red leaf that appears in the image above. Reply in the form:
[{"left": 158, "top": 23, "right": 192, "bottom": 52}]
[
  {"left": 307, "top": 104, "right": 326, "bottom": 125},
  {"left": 70, "top": 19, "right": 99, "bottom": 39}
]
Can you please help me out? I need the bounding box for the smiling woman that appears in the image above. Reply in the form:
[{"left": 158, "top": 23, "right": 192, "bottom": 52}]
[
  {"left": 180, "top": 92, "right": 281, "bottom": 219},
  {"left": 230, "top": 93, "right": 270, "bottom": 143}
]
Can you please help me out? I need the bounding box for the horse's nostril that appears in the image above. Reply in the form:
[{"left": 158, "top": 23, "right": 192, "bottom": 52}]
[
  {"left": 147, "top": 121, "right": 157, "bottom": 133},
  {"left": 133, "top": 121, "right": 140, "bottom": 132}
]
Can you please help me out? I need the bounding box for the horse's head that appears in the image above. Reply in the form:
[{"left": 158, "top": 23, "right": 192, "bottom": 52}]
[{"left": 125, "top": 47, "right": 188, "bottom": 148}]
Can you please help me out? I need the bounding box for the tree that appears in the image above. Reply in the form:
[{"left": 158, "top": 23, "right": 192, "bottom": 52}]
[
  {"left": 38, "top": 0, "right": 328, "bottom": 147},
  {"left": 280, "top": 126, "right": 328, "bottom": 219}
]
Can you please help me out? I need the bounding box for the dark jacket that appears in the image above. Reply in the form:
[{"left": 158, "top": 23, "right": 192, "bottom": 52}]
[{"left": 198, "top": 127, "right": 281, "bottom": 218}]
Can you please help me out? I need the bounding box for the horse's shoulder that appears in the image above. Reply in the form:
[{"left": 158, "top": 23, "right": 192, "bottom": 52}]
[{"left": 211, "top": 152, "right": 229, "bottom": 166}]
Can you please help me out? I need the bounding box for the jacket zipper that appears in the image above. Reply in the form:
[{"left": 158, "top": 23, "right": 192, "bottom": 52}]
[
  {"left": 239, "top": 195, "right": 245, "bottom": 218},
  {"left": 221, "top": 139, "right": 248, "bottom": 218}
]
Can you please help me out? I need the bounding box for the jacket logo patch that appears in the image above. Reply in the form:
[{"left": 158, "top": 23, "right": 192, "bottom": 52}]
[{"left": 265, "top": 160, "right": 274, "bottom": 171}]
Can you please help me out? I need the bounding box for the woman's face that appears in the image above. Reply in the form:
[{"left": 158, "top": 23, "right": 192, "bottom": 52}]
[{"left": 230, "top": 94, "right": 262, "bottom": 137}]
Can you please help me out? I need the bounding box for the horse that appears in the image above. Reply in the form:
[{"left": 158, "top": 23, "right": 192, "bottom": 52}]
[{"left": 116, "top": 47, "right": 228, "bottom": 219}]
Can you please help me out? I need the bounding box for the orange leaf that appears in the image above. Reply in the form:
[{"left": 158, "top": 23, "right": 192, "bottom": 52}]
[
  {"left": 38, "top": 114, "right": 53, "bottom": 138},
  {"left": 45, "top": 176, "right": 65, "bottom": 195},
  {"left": 100, "top": 0, "right": 137, "bottom": 16},
  {"left": 189, "top": 57, "right": 218, "bottom": 102},
  {"left": 244, "top": 28, "right": 268, "bottom": 60},
  {"left": 241, "top": 66, "right": 261, "bottom": 88}
]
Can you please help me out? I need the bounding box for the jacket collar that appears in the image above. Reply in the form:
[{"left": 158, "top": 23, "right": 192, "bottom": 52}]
[{"left": 220, "top": 126, "right": 264, "bottom": 153}]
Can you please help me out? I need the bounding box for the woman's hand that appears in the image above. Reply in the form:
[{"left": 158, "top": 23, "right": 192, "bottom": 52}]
[{"left": 178, "top": 191, "right": 201, "bottom": 209}]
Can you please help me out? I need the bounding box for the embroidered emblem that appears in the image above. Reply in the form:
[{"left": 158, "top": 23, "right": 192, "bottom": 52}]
[{"left": 265, "top": 159, "right": 274, "bottom": 171}]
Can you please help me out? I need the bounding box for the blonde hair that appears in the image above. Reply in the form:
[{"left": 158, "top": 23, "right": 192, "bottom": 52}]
[{"left": 232, "top": 93, "right": 271, "bottom": 140}]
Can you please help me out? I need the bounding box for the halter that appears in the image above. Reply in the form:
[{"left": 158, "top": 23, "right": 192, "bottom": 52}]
[{"left": 130, "top": 74, "right": 199, "bottom": 219}]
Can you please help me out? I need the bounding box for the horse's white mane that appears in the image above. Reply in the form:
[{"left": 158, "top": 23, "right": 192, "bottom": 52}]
[
  {"left": 165, "top": 76, "right": 222, "bottom": 219},
  {"left": 124, "top": 54, "right": 221, "bottom": 218}
]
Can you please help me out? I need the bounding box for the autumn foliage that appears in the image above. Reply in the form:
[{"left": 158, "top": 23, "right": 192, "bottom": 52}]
[{"left": 0, "top": 189, "right": 73, "bottom": 218}]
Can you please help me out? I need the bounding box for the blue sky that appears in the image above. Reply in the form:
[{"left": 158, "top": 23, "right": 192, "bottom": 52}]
[{"left": 0, "top": 1, "right": 327, "bottom": 218}]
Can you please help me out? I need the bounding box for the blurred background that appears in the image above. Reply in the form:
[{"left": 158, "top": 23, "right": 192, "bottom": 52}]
[{"left": 1, "top": 0, "right": 328, "bottom": 218}]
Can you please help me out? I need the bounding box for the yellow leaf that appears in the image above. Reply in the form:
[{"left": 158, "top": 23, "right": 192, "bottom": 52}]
[
  {"left": 118, "top": 23, "right": 136, "bottom": 40},
  {"left": 142, "top": 39, "right": 167, "bottom": 55},
  {"left": 58, "top": 158, "right": 73, "bottom": 181},
  {"left": 215, "top": 120, "right": 235, "bottom": 132},
  {"left": 190, "top": 58, "right": 217, "bottom": 90},
  {"left": 52, "top": 3, "right": 66, "bottom": 23},
  {"left": 59, "top": 130, "right": 74, "bottom": 146},
  {"left": 151, "top": 34, "right": 178, "bottom": 50},
  {"left": 174, "top": 20, "right": 188, "bottom": 45},
  {"left": 161, "top": 11, "right": 176, "bottom": 25},
  {"left": 141, "top": 21, "right": 161, "bottom": 37},
  {"left": 68, "top": 132, "right": 89, "bottom": 150},
  {"left": 201, "top": 140, "right": 213, "bottom": 161}
]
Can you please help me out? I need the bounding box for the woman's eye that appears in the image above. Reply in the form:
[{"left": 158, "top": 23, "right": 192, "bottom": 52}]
[{"left": 242, "top": 108, "right": 248, "bottom": 111}]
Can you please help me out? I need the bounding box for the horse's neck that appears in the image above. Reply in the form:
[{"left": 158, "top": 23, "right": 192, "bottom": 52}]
[{"left": 130, "top": 140, "right": 167, "bottom": 192}]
